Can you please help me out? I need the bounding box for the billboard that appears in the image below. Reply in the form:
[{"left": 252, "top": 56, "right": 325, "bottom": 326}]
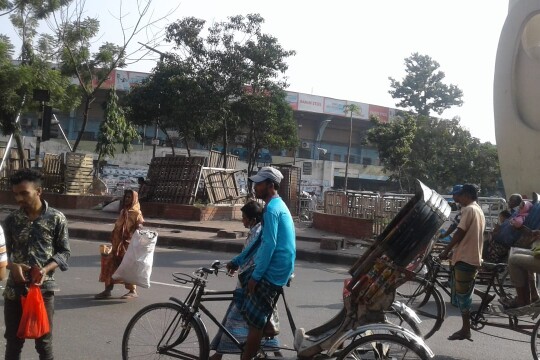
[
  {"left": 298, "top": 93, "right": 324, "bottom": 113},
  {"left": 368, "top": 104, "right": 390, "bottom": 123},
  {"left": 323, "top": 97, "right": 347, "bottom": 116},
  {"left": 345, "top": 100, "right": 369, "bottom": 119},
  {"left": 286, "top": 91, "right": 299, "bottom": 110},
  {"left": 115, "top": 70, "right": 150, "bottom": 91}
]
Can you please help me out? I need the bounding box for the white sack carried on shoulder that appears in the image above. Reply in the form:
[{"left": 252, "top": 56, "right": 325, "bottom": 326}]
[{"left": 112, "top": 229, "right": 158, "bottom": 288}]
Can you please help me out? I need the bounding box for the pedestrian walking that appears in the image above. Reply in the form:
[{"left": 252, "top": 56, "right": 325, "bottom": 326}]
[
  {"left": 95, "top": 189, "right": 144, "bottom": 300},
  {"left": 439, "top": 184, "right": 485, "bottom": 341},
  {"left": 2, "top": 169, "right": 71, "bottom": 359},
  {"left": 227, "top": 167, "right": 296, "bottom": 360}
]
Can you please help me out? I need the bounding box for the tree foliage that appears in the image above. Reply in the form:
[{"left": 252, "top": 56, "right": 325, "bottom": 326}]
[
  {"left": 164, "top": 13, "right": 295, "bottom": 167},
  {"left": 389, "top": 53, "right": 464, "bottom": 116},
  {"left": 95, "top": 88, "right": 139, "bottom": 162},
  {"left": 52, "top": 0, "right": 174, "bottom": 152},
  {"left": 366, "top": 114, "right": 417, "bottom": 192},
  {"left": 231, "top": 87, "right": 297, "bottom": 175},
  {"left": 373, "top": 53, "right": 501, "bottom": 194},
  {"left": 0, "top": 2, "right": 80, "bottom": 164},
  {"left": 368, "top": 114, "right": 501, "bottom": 195}
]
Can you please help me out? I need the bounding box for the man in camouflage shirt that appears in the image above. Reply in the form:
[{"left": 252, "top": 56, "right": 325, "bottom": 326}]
[{"left": 3, "top": 169, "right": 70, "bottom": 360}]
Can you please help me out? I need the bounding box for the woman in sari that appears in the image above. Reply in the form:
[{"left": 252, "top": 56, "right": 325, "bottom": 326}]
[
  {"left": 95, "top": 189, "right": 144, "bottom": 299},
  {"left": 209, "top": 201, "right": 280, "bottom": 359}
]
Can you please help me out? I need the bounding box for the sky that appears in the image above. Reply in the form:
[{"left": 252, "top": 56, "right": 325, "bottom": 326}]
[{"left": 0, "top": 0, "right": 510, "bottom": 143}]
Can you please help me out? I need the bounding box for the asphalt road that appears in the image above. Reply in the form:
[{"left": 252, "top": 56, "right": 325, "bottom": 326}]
[{"left": 0, "top": 239, "right": 535, "bottom": 359}]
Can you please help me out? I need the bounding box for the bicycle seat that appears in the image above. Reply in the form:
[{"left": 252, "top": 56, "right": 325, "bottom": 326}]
[
  {"left": 286, "top": 274, "right": 295, "bottom": 287},
  {"left": 482, "top": 262, "right": 507, "bottom": 272}
]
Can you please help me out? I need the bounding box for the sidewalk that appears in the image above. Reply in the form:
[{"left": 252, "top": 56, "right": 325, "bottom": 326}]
[{"left": 0, "top": 206, "right": 370, "bottom": 266}]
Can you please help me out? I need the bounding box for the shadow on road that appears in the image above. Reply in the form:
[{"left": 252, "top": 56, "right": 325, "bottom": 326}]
[
  {"left": 296, "top": 302, "right": 343, "bottom": 310},
  {"left": 55, "top": 294, "right": 128, "bottom": 310}
]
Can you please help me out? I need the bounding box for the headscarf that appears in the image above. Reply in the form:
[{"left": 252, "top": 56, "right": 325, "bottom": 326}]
[{"left": 115, "top": 190, "right": 144, "bottom": 243}]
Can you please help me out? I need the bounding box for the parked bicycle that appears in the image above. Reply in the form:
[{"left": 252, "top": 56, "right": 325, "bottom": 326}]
[{"left": 122, "top": 261, "right": 433, "bottom": 359}]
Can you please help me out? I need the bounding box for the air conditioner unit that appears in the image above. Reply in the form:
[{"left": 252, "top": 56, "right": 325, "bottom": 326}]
[{"left": 301, "top": 141, "right": 311, "bottom": 149}]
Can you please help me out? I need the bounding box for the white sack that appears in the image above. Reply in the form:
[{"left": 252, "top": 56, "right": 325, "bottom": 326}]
[{"left": 112, "top": 229, "right": 158, "bottom": 288}]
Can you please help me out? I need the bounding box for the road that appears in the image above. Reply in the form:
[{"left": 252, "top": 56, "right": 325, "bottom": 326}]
[{"left": 0, "top": 239, "right": 534, "bottom": 359}]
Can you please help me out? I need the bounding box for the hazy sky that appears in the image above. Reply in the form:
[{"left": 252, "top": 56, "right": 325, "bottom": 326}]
[{"left": 0, "top": 0, "right": 509, "bottom": 143}]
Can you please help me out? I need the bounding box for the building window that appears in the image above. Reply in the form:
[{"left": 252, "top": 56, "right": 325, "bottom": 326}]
[{"left": 303, "top": 162, "right": 312, "bottom": 175}]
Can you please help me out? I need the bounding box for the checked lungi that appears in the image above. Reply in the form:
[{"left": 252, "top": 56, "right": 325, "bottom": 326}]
[{"left": 239, "top": 278, "right": 280, "bottom": 329}]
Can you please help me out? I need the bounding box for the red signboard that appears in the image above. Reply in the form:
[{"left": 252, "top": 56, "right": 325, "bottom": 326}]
[{"left": 368, "top": 104, "right": 390, "bottom": 123}]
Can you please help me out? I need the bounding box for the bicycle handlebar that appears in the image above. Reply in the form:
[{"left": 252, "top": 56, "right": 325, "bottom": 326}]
[{"left": 172, "top": 260, "right": 229, "bottom": 285}]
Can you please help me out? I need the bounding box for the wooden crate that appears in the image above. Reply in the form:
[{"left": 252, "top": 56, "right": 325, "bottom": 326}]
[
  {"left": 146, "top": 156, "right": 206, "bottom": 204},
  {"left": 201, "top": 168, "right": 242, "bottom": 204},
  {"left": 64, "top": 153, "right": 93, "bottom": 195}
]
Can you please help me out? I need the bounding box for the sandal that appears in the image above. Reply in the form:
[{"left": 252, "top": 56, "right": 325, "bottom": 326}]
[
  {"left": 121, "top": 292, "right": 139, "bottom": 299},
  {"left": 94, "top": 291, "right": 112, "bottom": 300}
]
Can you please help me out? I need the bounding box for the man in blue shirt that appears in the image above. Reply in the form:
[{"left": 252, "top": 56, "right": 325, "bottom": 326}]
[{"left": 229, "top": 167, "right": 296, "bottom": 360}]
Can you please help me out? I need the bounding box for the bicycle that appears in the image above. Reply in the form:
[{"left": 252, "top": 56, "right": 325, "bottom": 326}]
[
  {"left": 467, "top": 261, "right": 540, "bottom": 360},
  {"left": 122, "top": 261, "right": 433, "bottom": 359}
]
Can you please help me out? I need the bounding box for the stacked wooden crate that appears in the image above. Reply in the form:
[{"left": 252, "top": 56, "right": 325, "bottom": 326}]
[
  {"left": 42, "top": 153, "right": 64, "bottom": 193},
  {"left": 64, "top": 153, "right": 93, "bottom": 195},
  {"left": 0, "top": 148, "right": 31, "bottom": 190},
  {"left": 273, "top": 164, "right": 301, "bottom": 216},
  {"left": 147, "top": 156, "right": 206, "bottom": 204}
]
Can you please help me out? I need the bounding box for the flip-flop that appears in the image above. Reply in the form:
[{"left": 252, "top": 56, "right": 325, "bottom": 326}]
[
  {"left": 121, "top": 292, "right": 139, "bottom": 299},
  {"left": 94, "top": 292, "right": 112, "bottom": 300}
]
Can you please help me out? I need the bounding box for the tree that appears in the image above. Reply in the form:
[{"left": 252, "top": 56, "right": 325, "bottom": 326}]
[
  {"left": 231, "top": 87, "right": 297, "bottom": 177},
  {"left": 367, "top": 113, "right": 501, "bottom": 194},
  {"left": 389, "top": 53, "right": 464, "bottom": 116},
  {"left": 164, "top": 14, "right": 295, "bottom": 167},
  {"left": 52, "top": 0, "right": 175, "bottom": 152},
  {"left": 366, "top": 114, "right": 417, "bottom": 192},
  {"left": 0, "top": 0, "right": 78, "bottom": 164},
  {"left": 95, "top": 88, "right": 139, "bottom": 164},
  {"left": 125, "top": 59, "right": 210, "bottom": 157}
]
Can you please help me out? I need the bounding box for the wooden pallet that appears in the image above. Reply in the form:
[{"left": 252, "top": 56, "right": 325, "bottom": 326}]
[
  {"left": 64, "top": 153, "right": 93, "bottom": 194},
  {"left": 201, "top": 168, "right": 242, "bottom": 204},
  {"left": 208, "top": 150, "right": 238, "bottom": 169},
  {"left": 146, "top": 156, "right": 206, "bottom": 204}
]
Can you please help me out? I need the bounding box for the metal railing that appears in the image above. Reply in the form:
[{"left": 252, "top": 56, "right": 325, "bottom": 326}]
[{"left": 323, "top": 191, "right": 506, "bottom": 235}]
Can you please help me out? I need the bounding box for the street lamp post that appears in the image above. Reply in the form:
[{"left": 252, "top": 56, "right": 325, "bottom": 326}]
[
  {"left": 343, "top": 104, "right": 359, "bottom": 191},
  {"left": 314, "top": 119, "right": 332, "bottom": 160}
]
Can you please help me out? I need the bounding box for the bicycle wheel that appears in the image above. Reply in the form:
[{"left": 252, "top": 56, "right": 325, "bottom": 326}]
[
  {"left": 531, "top": 316, "right": 540, "bottom": 360},
  {"left": 396, "top": 277, "right": 428, "bottom": 299},
  {"left": 122, "top": 302, "right": 209, "bottom": 360},
  {"left": 337, "top": 333, "right": 430, "bottom": 359},
  {"left": 396, "top": 281, "right": 446, "bottom": 339}
]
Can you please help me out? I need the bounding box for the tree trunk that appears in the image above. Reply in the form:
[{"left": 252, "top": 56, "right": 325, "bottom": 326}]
[
  {"left": 73, "top": 95, "right": 94, "bottom": 152},
  {"left": 13, "top": 132, "right": 29, "bottom": 169},
  {"left": 184, "top": 139, "right": 191, "bottom": 157},
  {"left": 222, "top": 114, "right": 228, "bottom": 169},
  {"left": 161, "top": 127, "right": 175, "bottom": 155}
]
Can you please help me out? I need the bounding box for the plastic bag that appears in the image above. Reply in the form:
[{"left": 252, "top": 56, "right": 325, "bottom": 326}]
[
  {"left": 112, "top": 229, "right": 158, "bottom": 288},
  {"left": 17, "top": 285, "right": 50, "bottom": 339}
]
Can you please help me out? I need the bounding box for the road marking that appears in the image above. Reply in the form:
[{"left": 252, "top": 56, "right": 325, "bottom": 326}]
[{"left": 150, "top": 281, "right": 192, "bottom": 290}]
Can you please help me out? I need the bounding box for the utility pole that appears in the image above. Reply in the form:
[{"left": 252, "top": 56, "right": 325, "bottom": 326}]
[
  {"left": 32, "top": 89, "right": 51, "bottom": 169},
  {"left": 138, "top": 42, "right": 168, "bottom": 160}
]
